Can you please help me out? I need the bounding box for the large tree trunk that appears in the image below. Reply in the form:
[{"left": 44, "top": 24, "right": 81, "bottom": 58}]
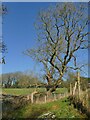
[
  {"left": 46, "top": 80, "right": 62, "bottom": 93},
  {"left": 46, "top": 74, "right": 63, "bottom": 93}
]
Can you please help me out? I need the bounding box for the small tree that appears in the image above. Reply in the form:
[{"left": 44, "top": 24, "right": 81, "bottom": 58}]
[{"left": 25, "top": 3, "right": 89, "bottom": 93}]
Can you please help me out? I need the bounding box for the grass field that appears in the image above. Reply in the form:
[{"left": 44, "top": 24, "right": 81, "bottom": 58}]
[
  {"left": 2, "top": 88, "right": 88, "bottom": 119},
  {"left": 5, "top": 98, "right": 86, "bottom": 119},
  {"left": 2, "top": 87, "right": 68, "bottom": 95}
]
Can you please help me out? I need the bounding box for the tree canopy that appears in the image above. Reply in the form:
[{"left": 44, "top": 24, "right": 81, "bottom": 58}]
[{"left": 24, "top": 3, "right": 89, "bottom": 92}]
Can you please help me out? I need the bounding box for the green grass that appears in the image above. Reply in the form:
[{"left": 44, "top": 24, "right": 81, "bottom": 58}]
[
  {"left": 2, "top": 88, "right": 68, "bottom": 95},
  {"left": 11, "top": 98, "right": 87, "bottom": 119},
  {"left": 54, "top": 88, "right": 68, "bottom": 94},
  {"left": 2, "top": 88, "right": 46, "bottom": 95}
]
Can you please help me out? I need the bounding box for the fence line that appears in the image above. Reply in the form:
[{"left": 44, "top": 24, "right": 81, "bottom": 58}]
[
  {"left": 69, "top": 71, "right": 90, "bottom": 116},
  {"left": 30, "top": 91, "right": 69, "bottom": 104}
]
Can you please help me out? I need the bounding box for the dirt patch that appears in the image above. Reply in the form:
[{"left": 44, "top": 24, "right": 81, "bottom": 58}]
[{"left": 52, "top": 105, "right": 59, "bottom": 110}]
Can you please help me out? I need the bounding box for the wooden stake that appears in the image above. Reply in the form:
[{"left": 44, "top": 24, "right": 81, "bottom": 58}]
[
  {"left": 70, "top": 83, "right": 72, "bottom": 96},
  {"left": 86, "top": 89, "right": 89, "bottom": 109},
  {"left": 45, "top": 95, "right": 47, "bottom": 103},
  {"left": 73, "top": 81, "right": 77, "bottom": 95},
  {"left": 77, "top": 71, "right": 81, "bottom": 99},
  {"left": 54, "top": 93, "right": 56, "bottom": 101},
  {"left": 31, "top": 93, "right": 34, "bottom": 103}
]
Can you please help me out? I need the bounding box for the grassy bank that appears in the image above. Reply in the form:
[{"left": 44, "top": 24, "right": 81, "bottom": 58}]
[{"left": 3, "top": 97, "right": 86, "bottom": 119}]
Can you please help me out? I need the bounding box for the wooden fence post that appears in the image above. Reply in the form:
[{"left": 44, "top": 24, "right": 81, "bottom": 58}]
[
  {"left": 54, "top": 93, "right": 56, "bottom": 101},
  {"left": 73, "top": 81, "right": 77, "bottom": 95},
  {"left": 27, "top": 95, "right": 30, "bottom": 100},
  {"left": 31, "top": 93, "right": 34, "bottom": 103},
  {"left": 86, "top": 89, "right": 89, "bottom": 109},
  {"left": 31, "top": 91, "right": 38, "bottom": 103},
  {"left": 70, "top": 83, "right": 73, "bottom": 96},
  {"left": 45, "top": 95, "right": 47, "bottom": 103},
  {"left": 77, "top": 71, "right": 81, "bottom": 99},
  {"left": 36, "top": 96, "right": 39, "bottom": 103}
]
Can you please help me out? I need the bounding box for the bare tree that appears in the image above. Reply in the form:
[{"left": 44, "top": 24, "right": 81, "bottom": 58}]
[
  {"left": 0, "top": 4, "right": 7, "bottom": 15},
  {"left": 24, "top": 3, "right": 89, "bottom": 93},
  {"left": 0, "top": 4, "right": 7, "bottom": 64}
]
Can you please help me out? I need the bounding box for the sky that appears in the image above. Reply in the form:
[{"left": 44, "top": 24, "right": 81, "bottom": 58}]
[
  {"left": 2, "top": 2, "right": 52, "bottom": 74},
  {"left": 1, "top": 2, "right": 89, "bottom": 78}
]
